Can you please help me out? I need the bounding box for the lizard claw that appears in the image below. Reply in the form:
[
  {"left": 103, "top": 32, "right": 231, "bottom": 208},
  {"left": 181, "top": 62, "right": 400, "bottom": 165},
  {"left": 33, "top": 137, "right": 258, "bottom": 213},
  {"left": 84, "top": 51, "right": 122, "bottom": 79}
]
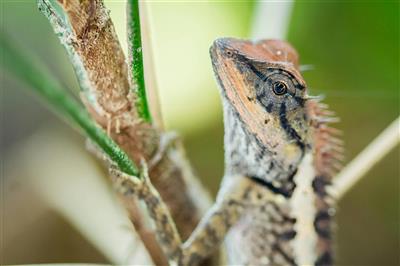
[
  {"left": 109, "top": 164, "right": 144, "bottom": 196},
  {"left": 139, "top": 159, "right": 152, "bottom": 185},
  {"left": 110, "top": 159, "right": 154, "bottom": 198}
]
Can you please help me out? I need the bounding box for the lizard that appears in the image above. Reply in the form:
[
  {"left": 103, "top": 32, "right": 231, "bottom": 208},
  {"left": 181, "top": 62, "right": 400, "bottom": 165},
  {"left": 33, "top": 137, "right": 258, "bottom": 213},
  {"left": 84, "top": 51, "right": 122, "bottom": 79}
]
[{"left": 111, "top": 37, "right": 343, "bottom": 266}]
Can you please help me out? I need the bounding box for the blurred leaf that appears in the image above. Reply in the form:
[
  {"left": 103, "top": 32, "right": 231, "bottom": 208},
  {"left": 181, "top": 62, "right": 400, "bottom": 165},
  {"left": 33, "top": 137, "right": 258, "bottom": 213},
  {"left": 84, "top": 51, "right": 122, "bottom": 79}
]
[
  {"left": 0, "top": 34, "right": 139, "bottom": 176},
  {"left": 127, "top": 0, "right": 152, "bottom": 122}
]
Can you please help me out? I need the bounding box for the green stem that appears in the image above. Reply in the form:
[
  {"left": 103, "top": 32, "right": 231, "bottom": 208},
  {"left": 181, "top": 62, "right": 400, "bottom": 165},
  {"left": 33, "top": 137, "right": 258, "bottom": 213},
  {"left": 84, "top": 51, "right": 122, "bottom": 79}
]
[
  {"left": 0, "top": 35, "right": 139, "bottom": 177},
  {"left": 128, "top": 0, "right": 152, "bottom": 122}
]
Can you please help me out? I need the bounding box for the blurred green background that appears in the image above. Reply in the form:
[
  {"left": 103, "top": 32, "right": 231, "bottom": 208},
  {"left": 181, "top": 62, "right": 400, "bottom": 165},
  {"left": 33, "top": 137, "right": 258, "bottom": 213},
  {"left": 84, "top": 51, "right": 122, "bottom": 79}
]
[{"left": 1, "top": 0, "right": 398, "bottom": 265}]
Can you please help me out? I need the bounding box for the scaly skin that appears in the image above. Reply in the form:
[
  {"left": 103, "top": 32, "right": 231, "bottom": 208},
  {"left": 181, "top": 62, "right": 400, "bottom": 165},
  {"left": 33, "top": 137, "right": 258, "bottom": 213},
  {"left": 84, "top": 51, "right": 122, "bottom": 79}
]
[
  {"left": 211, "top": 38, "right": 341, "bottom": 266},
  {"left": 111, "top": 38, "right": 342, "bottom": 266}
]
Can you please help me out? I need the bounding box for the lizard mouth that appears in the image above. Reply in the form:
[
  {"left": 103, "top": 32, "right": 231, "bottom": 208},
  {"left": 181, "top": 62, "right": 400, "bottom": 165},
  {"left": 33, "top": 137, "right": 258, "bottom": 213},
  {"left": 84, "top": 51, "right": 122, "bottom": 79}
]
[
  {"left": 209, "top": 39, "right": 228, "bottom": 95},
  {"left": 209, "top": 38, "right": 228, "bottom": 67}
]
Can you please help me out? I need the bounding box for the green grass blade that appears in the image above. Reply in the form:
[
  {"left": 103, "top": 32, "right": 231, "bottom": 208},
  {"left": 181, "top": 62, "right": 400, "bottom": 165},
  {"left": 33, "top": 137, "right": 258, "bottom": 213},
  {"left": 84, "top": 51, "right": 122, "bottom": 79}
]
[
  {"left": 127, "top": 0, "right": 152, "bottom": 122},
  {"left": 0, "top": 35, "right": 139, "bottom": 176}
]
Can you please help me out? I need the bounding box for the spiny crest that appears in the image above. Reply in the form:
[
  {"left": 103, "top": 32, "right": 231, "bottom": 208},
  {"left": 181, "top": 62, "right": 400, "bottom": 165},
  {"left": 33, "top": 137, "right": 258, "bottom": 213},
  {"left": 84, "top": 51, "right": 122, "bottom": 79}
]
[{"left": 306, "top": 98, "right": 344, "bottom": 179}]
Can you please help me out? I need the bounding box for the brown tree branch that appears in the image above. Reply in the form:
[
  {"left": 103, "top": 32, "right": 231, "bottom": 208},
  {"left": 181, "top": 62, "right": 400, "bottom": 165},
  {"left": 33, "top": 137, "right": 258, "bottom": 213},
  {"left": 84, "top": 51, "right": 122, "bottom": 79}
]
[{"left": 39, "top": 0, "right": 216, "bottom": 264}]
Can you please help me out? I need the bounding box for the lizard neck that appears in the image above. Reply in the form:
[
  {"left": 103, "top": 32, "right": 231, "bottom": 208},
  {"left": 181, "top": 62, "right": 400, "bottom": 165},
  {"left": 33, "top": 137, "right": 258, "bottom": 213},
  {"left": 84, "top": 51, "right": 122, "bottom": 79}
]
[{"left": 222, "top": 102, "right": 297, "bottom": 196}]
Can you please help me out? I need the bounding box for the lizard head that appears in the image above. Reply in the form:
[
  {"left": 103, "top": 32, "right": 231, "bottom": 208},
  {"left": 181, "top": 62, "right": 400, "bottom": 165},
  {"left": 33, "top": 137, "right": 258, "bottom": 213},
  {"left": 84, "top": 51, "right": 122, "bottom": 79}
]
[{"left": 210, "top": 38, "right": 311, "bottom": 180}]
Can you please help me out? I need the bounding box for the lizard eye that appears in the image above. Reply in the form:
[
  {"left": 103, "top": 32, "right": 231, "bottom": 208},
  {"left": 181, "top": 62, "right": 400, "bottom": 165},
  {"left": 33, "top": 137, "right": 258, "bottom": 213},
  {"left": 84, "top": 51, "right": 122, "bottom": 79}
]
[
  {"left": 226, "top": 50, "right": 233, "bottom": 57},
  {"left": 272, "top": 81, "right": 288, "bottom": 95}
]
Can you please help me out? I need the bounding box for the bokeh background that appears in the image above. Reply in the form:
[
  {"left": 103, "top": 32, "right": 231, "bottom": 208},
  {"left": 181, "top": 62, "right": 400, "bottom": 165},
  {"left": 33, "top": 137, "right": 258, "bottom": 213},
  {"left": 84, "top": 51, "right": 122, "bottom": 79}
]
[{"left": 1, "top": 0, "right": 399, "bottom": 265}]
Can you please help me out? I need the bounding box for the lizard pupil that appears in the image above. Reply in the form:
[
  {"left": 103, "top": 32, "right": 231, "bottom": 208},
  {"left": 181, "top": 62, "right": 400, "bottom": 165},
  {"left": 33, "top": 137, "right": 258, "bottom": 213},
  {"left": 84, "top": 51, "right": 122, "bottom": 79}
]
[{"left": 272, "top": 81, "right": 287, "bottom": 95}]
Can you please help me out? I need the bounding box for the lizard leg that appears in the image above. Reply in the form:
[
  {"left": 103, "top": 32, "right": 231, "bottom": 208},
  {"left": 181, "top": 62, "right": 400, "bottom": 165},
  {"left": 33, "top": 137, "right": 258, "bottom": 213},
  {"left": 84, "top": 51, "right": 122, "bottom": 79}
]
[
  {"left": 110, "top": 165, "right": 248, "bottom": 266},
  {"left": 110, "top": 162, "right": 183, "bottom": 262},
  {"left": 178, "top": 197, "right": 245, "bottom": 265}
]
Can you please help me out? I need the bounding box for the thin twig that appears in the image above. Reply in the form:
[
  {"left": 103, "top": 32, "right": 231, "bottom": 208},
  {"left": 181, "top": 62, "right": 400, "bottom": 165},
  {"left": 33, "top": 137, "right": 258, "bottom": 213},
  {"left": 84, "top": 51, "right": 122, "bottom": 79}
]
[
  {"left": 251, "top": 0, "right": 294, "bottom": 40},
  {"left": 0, "top": 34, "right": 139, "bottom": 176},
  {"left": 330, "top": 117, "right": 400, "bottom": 199}
]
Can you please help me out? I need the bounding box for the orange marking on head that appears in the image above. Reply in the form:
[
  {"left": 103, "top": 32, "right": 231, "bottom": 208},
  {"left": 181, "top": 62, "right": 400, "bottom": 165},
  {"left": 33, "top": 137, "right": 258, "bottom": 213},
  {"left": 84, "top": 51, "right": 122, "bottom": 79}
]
[
  {"left": 211, "top": 37, "right": 310, "bottom": 159},
  {"left": 222, "top": 61, "right": 269, "bottom": 141}
]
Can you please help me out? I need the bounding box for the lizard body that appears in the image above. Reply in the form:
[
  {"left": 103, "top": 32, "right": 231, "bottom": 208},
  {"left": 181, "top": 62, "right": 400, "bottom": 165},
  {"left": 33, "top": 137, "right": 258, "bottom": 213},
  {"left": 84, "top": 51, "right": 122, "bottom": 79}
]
[
  {"left": 112, "top": 38, "right": 342, "bottom": 266},
  {"left": 212, "top": 38, "right": 341, "bottom": 265}
]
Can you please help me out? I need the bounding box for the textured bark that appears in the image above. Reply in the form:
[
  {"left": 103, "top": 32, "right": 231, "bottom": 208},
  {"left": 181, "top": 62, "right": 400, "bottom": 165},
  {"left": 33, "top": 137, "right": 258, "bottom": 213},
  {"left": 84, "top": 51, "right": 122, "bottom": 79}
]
[{"left": 39, "top": 0, "right": 215, "bottom": 264}]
